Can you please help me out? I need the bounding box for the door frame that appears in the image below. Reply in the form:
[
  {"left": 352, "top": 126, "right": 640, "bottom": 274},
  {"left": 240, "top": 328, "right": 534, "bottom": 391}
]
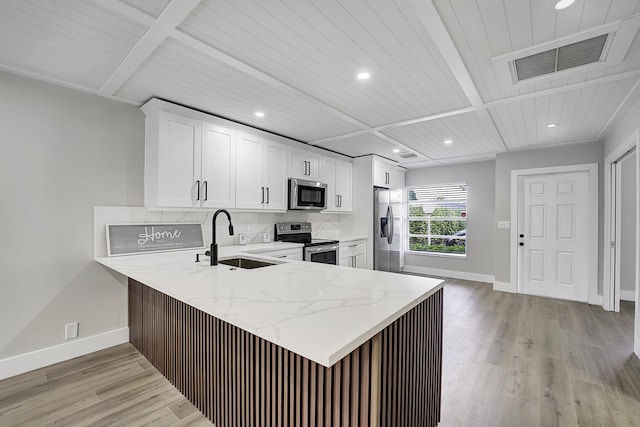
[
  {"left": 509, "top": 163, "right": 599, "bottom": 303},
  {"left": 603, "top": 130, "right": 638, "bottom": 312}
]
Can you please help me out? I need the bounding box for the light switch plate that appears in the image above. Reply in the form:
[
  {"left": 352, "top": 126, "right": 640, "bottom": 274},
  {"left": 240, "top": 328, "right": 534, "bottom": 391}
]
[
  {"left": 65, "top": 322, "right": 79, "bottom": 340},
  {"left": 498, "top": 221, "right": 511, "bottom": 229}
]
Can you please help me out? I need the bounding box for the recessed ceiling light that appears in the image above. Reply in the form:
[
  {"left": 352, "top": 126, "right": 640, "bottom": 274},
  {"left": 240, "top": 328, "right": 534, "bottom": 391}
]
[
  {"left": 393, "top": 149, "right": 400, "bottom": 153},
  {"left": 357, "top": 72, "right": 371, "bottom": 80},
  {"left": 254, "top": 111, "right": 265, "bottom": 118},
  {"left": 547, "top": 123, "right": 557, "bottom": 128},
  {"left": 555, "top": 0, "right": 575, "bottom": 10},
  {"left": 444, "top": 139, "right": 453, "bottom": 145}
]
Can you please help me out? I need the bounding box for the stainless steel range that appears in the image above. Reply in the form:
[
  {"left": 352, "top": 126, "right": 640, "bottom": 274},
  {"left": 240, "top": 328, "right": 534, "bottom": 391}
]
[{"left": 274, "top": 222, "right": 339, "bottom": 265}]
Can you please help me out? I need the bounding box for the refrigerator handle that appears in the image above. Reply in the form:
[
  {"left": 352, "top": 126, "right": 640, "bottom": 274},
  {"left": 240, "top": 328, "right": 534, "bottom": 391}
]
[{"left": 387, "top": 205, "right": 394, "bottom": 244}]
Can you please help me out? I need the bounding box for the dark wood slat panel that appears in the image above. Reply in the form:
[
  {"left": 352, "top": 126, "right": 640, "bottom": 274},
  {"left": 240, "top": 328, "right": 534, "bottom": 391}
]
[{"left": 128, "top": 279, "right": 442, "bottom": 427}]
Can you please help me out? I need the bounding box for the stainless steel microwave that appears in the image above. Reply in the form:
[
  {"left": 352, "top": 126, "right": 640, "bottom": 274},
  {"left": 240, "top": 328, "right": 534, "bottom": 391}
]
[{"left": 288, "top": 178, "right": 327, "bottom": 211}]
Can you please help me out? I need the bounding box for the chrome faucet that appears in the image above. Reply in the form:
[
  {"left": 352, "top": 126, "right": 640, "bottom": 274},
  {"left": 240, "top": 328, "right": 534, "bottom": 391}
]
[{"left": 211, "top": 209, "right": 234, "bottom": 266}]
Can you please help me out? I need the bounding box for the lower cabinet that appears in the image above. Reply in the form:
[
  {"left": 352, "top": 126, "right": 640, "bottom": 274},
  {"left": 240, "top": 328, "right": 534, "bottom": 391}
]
[
  {"left": 339, "top": 239, "right": 366, "bottom": 269},
  {"left": 248, "top": 247, "right": 302, "bottom": 261}
]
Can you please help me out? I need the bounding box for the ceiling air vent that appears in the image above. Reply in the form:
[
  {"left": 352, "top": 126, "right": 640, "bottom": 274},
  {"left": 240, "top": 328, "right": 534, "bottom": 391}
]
[
  {"left": 514, "top": 34, "right": 609, "bottom": 81},
  {"left": 492, "top": 16, "right": 640, "bottom": 89},
  {"left": 398, "top": 152, "right": 418, "bottom": 159}
]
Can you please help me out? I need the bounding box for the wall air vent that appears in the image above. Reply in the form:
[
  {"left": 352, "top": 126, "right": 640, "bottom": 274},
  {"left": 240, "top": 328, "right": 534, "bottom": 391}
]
[
  {"left": 398, "top": 152, "right": 418, "bottom": 159},
  {"left": 492, "top": 16, "right": 640, "bottom": 89},
  {"left": 514, "top": 34, "right": 609, "bottom": 81}
]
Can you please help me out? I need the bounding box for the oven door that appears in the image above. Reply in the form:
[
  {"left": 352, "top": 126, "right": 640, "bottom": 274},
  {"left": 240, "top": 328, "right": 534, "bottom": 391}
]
[
  {"left": 289, "top": 178, "right": 327, "bottom": 210},
  {"left": 304, "top": 244, "right": 339, "bottom": 265}
]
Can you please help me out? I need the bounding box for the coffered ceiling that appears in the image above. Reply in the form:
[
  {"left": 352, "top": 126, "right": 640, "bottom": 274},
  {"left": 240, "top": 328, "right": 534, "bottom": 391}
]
[{"left": 2, "top": 0, "right": 640, "bottom": 167}]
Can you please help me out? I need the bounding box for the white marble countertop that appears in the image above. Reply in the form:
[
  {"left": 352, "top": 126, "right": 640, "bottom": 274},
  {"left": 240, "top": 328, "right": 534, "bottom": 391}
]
[{"left": 96, "top": 243, "right": 443, "bottom": 367}]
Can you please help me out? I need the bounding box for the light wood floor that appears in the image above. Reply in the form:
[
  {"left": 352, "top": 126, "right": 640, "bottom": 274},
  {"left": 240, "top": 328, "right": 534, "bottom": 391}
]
[
  {"left": 438, "top": 278, "right": 640, "bottom": 427},
  {"left": 0, "top": 279, "right": 638, "bottom": 426},
  {"left": 0, "top": 343, "right": 213, "bottom": 426}
]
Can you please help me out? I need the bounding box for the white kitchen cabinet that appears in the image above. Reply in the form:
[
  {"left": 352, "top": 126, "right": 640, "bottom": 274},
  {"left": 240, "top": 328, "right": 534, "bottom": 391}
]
[
  {"left": 251, "top": 247, "right": 303, "bottom": 261},
  {"left": 145, "top": 111, "right": 236, "bottom": 210},
  {"left": 288, "top": 147, "right": 321, "bottom": 180},
  {"left": 322, "top": 157, "right": 352, "bottom": 213},
  {"left": 236, "top": 133, "right": 287, "bottom": 211},
  {"left": 201, "top": 122, "right": 236, "bottom": 209},
  {"left": 373, "top": 159, "right": 398, "bottom": 188},
  {"left": 339, "top": 239, "right": 366, "bottom": 268}
]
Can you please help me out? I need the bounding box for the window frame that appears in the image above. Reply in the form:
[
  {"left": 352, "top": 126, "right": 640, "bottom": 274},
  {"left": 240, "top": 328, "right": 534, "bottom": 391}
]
[{"left": 406, "top": 182, "right": 468, "bottom": 259}]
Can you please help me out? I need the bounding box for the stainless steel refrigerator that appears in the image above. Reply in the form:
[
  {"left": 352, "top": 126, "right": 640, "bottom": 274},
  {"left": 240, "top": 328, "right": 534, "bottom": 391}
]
[{"left": 374, "top": 187, "right": 403, "bottom": 272}]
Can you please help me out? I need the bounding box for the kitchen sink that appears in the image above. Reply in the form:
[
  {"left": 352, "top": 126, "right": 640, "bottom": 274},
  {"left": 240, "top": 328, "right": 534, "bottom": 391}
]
[{"left": 218, "top": 257, "right": 276, "bottom": 269}]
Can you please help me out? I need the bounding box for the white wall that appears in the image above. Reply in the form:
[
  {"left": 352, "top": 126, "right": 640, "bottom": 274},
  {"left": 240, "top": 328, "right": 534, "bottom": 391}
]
[
  {"left": 493, "top": 141, "right": 604, "bottom": 290},
  {"left": 0, "top": 71, "right": 346, "bottom": 369},
  {"left": 600, "top": 95, "right": 640, "bottom": 356},
  {"left": 0, "top": 71, "right": 145, "bottom": 360},
  {"left": 404, "top": 161, "right": 495, "bottom": 280},
  {"left": 620, "top": 151, "right": 637, "bottom": 299}
]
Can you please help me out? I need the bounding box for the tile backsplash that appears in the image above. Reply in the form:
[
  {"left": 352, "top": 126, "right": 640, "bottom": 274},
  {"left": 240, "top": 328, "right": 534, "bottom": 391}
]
[{"left": 94, "top": 206, "right": 343, "bottom": 258}]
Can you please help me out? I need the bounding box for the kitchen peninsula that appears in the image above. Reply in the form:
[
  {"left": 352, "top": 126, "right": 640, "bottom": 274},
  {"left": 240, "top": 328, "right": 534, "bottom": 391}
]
[{"left": 97, "top": 245, "right": 443, "bottom": 427}]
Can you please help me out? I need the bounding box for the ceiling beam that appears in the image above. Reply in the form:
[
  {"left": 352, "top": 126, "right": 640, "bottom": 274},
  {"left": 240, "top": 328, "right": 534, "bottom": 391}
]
[
  {"left": 313, "top": 69, "right": 640, "bottom": 144},
  {"left": 98, "top": 0, "right": 202, "bottom": 96},
  {"left": 407, "top": 0, "right": 484, "bottom": 107}
]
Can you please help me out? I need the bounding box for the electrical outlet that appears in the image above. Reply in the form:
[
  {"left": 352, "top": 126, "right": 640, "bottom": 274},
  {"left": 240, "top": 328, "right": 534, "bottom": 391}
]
[{"left": 65, "top": 322, "right": 79, "bottom": 340}]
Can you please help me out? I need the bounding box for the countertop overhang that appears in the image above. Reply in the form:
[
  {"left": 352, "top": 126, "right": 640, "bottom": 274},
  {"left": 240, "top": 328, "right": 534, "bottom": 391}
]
[{"left": 96, "top": 242, "right": 443, "bottom": 367}]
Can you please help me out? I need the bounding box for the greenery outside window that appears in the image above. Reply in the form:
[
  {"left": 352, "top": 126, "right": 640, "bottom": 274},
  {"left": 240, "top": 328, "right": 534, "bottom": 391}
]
[{"left": 408, "top": 183, "right": 467, "bottom": 256}]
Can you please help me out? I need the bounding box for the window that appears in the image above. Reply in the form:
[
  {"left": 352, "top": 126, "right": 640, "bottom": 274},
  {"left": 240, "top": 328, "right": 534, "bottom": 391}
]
[{"left": 407, "top": 183, "right": 467, "bottom": 256}]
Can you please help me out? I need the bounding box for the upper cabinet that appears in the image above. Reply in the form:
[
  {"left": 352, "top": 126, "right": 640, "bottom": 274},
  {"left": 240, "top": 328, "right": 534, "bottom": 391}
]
[
  {"left": 235, "top": 133, "right": 287, "bottom": 211},
  {"left": 288, "top": 147, "right": 321, "bottom": 181},
  {"left": 145, "top": 112, "right": 236, "bottom": 210},
  {"left": 322, "top": 157, "right": 352, "bottom": 213},
  {"left": 142, "top": 99, "right": 351, "bottom": 214},
  {"left": 201, "top": 123, "right": 236, "bottom": 209},
  {"left": 373, "top": 159, "right": 403, "bottom": 189}
]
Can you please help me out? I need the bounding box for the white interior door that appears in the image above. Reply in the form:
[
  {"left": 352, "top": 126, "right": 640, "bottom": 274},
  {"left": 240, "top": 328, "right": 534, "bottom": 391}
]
[{"left": 518, "top": 171, "right": 589, "bottom": 302}]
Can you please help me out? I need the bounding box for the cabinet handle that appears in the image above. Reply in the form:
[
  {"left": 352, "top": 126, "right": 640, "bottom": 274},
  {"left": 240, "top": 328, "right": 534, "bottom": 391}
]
[
  {"left": 304, "top": 161, "right": 308, "bottom": 176},
  {"left": 261, "top": 187, "right": 265, "bottom": 204},
  {"left": 266, "top": 187, "right": 270, "bottom": 203},
  {"left": 339, "top": 195, "right": 342, "bottom": 207},
  {"left": 352, "top": 256, "right": 355, "bottom": 268},
  {"left": 276, "top": 255, "right": 287, "bottom": 258},
  {"left": 336, "top": 195, "right": 339, "bottom": 208},
  {"left": 349, "top": 244, "right": 357, "bottom": 248},
  {"left": 195, "top": 180, "right": 200, "bottom": 201},
  {"left": 203, "top": 181, "right": 208, "bottom": 201},
  {"left": 306, "top": 161, "right": 310, "bottom": 176}
]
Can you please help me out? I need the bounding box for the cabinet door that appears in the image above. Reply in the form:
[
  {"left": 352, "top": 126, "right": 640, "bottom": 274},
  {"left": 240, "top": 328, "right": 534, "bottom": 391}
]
[
  {"left": 288, "top": 148, "right": 322, "bottom": 180},
  {"left": 263, "top": 141, "right": 287, "bottom": 211},
  {"left": 354, "top": 253, "right": 366, "bottom": 269},
  {"left": 335, "top": 160, "right": 352, "bottom": 212},
  {"left": 201, "top": 123, "right": 235, "bottom": 209},
  {"left": 339, "top": 255, "right": 353, "bottom": 267},
  {"left": 288, "top": 148, "right": 306, "bottom": 179},
  {"left": 235, "top": 134, "right": 264, "bottom": 210},
  {"left": 322, "top": 157, "right": 338, "bottom": 211},
  {"left": 373, "top": 161, "right": 390, "bottom": 188},
  {"left": 157, "top": 113, "right": 201, "bottom": 208},
  {"left": 306, "top": 151, "right": 322, "bottom": 180}
]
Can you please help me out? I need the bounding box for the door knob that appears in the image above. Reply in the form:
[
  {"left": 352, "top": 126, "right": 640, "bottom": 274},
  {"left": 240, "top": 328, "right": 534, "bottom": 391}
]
[
  {"left": 519, "top": 234, "right": 524, "bottom": 238},
  {"left": 519, "top": 242, "right": 524, "bottom": 246}
]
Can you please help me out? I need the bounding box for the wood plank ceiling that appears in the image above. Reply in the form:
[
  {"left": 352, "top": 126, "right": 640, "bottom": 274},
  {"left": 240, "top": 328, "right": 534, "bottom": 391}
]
[{"left": 1, "top": 0, "right": 640, "bottom": 167}]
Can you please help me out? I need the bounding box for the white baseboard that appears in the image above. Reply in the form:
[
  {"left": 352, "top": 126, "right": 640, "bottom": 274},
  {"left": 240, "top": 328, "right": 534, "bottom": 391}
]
[
  {"left": 620, "top": 290, "right": 636, "bottom": 302},
  {"left": 0, "top": 327, "right": 129, "bottom": 381},
  {"left": 402, "top": 265, "right": 494, "bottom": 283},
  {"left": 493, "top": 281, "right": 516, "bottom": 293}
]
